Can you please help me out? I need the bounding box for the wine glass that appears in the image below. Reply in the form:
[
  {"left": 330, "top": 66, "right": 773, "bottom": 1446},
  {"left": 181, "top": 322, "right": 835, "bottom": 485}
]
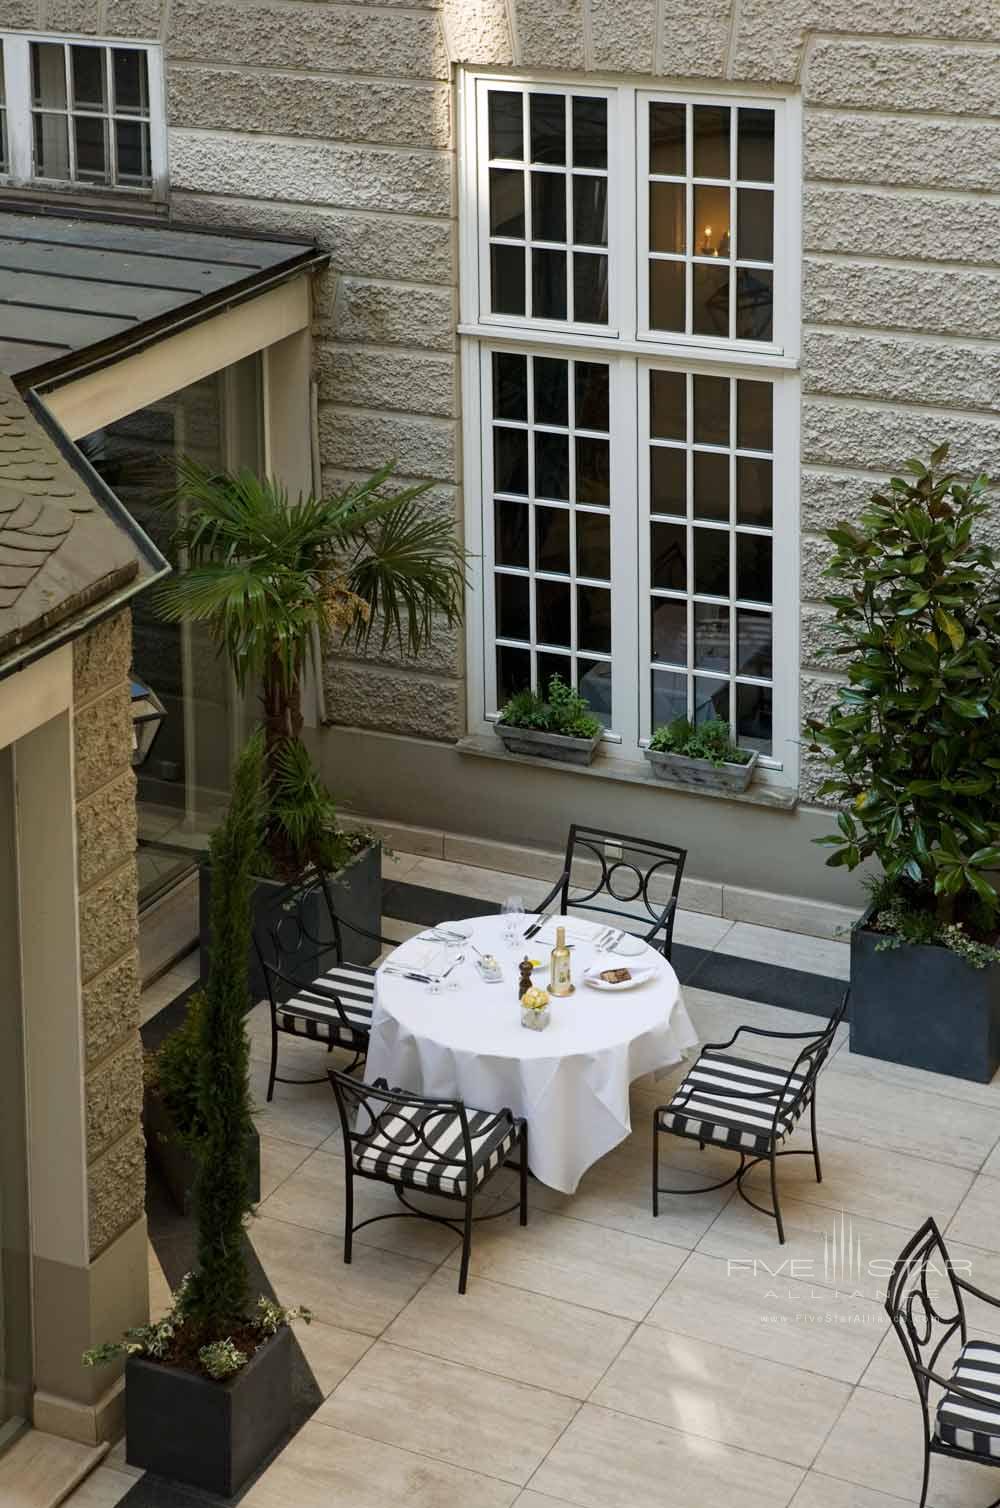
[
  {"left": 501, "top": 893, "right": 526, "bottom": 948},
  {"left": 427, "top": 933, "right": 464, "bottom": 994}
]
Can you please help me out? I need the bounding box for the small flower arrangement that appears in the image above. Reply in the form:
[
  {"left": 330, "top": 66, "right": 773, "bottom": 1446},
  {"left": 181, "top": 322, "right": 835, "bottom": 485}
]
[{"left": 521, "top": 986, "right": 550, "bottom": 1011}]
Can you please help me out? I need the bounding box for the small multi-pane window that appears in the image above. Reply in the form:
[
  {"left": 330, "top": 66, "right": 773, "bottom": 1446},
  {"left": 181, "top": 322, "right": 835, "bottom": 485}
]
[{"left": 0, "top": 33, "right": 165, "bottom": 196}]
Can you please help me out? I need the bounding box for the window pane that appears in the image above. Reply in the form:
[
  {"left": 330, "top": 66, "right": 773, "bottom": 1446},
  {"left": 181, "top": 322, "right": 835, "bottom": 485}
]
[
  {"left": 737, "top": 533, "right": 772, "bottom": 603},
  {"left": 115, "top": 119, "right": 150, "bottom": 185},
  {"left": 572, "top": 96, "right": 607, "bottom": 169},
  {"left": 737, "top": 609, "right": 773, "bottom": 678},
  {"left": 694, "top": 603, "right": 729, "bottom": 672},
  {"left": 692, "top": 263, "right": 729, "bottom": 337},
  {"left": 113, "top": 48, "right": 148, "bottom": 116},
  {"left": 535, "top": 431, "right": 570, "bottom": 500},
  {"left": 71, "top": 46, "right": 105, "bottom": 111},
  {"left": 576, "top": 512, "right": 610, "bottom": 579},
  {"left": 577, "top": 659, "right": 612, "bottom": 727},
  {"left": 578, "top": 585, "right": 611, "bottom": 653},
  {"left": 735, "top": 268, "right": 773, "bottom": 341},
  {"left": 74, "top": 115, "right": 108, "bottom": 182},
  {"left": 650, "top": 448, "right": 685, "bottom": 515},
  {"left": 693, "top": 374, "right": 729, "bottom": 446},
  {"left": 576, "top": 437, "right": 610, "bottom": 506},
  {"left": 489, "top": 91, "right": 523, "bottom": 159},
  {"left": 737, "top": 682, "right": 772, "bottom": 754},
  {"left": 490, "top": 168, "right": 524, "bottom": 237},
  {"left": 33, "top": 113, "right": 69, "bottom": 178},
  {"left": 536, "top": 579, "right": 571, "bottom": 646},
  {"left": 530, "top": 93, "right": 565, "bottom": 165},
  {"left": 737, "top": 380, "right": 773, "bottom": 450},
  {"left": 652, "top": 668, "right": 687, "bottom": 727},
  {"left": 32, "top": 43, "right": 66, "bottom": 109},
  {"left": 575, "top": 363, "right": 609, "bottom": 431},
  {"left": 532, "top": 249, "right": 567, "bottom": 320},
  {"left": 737, "top": 187, "right": 773, "bottom": 262},
  {"left": 651, "top": 522, "right": 686, "bottom": 590},
  {"left": 496, "top": 573, "right": 530, "bottom": 639},
  {"left": 494, "top": 427, "right": 528, "bottom": 494},
  {"left": 537, "top": 650, "right": 572, "bottom": 691},
  {"left": 695, "top": 676, "right": 729, "bottom": 724},
  {"left": 573, "top": 177, "right": 607, "bottom": 246},
  {"left": 650, "top": 260, "right": 685, "bottom": 332},
  {"left": 493, "top": 352, "right": 528, "bottom": 422},
  {"left": 650, "top": 371, "right": 685, "bottom": 441},
  {"left": 649, "top": 182, "right": 685, "bottom": 254},
  {"left": 491, "top": 244, "right": 525, "bottom": 315},
  {"left": 497, "top": 645, "right": 531, "bottom": 703},
  {"left": 738, "top": 107, "right": 774, "bottom": 183},
  {"left": 495, "top": 501, "right": 529, "bottom": 568},
  {"left": 573, "top": 253, "right": 608, "bottom": 325},
  {"left": 534, "top": 357, "right": 568, "bottom": 425},
  {"left": 694, "top": 185, "right": 730, "bottom": 259},
  {"left": 649, "top": 102, "right": 685, "bottom": 175},
  {"left": 651, "top": 597, "right": 686, "bottom": 665},
  {"left": 693, "top": 451, "right": 728, "bottom": 522},
  {"left": 693, "top": 527, "right": 729, "bottom": 596},
  {"left": 535, "top": 506, "right": 570, "bottom": 573},
  {"left": 736, "top": 456, "right": 772, "bottom": 526},
  {"left": 531, "top": 171, "right": 565, "bottom": 241},
  {"left": 693, "top": 104, "right": 729, "bottom": 178}
]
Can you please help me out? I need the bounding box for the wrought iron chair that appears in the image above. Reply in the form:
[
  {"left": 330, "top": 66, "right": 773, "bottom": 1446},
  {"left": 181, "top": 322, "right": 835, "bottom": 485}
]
[
  {"left": 328, "top": 1071, "right": 528, "bottom": 1294},
  {"left": 254, "top": 871, "right": 398, "bottom": 1102},
  {"left": 652, "top": 991, "right": 848, "bottom": 1243},
  {"left": 535, "top": 824, "right": 687, "bottom": 960},
  {"left": 887, "top": 1218, "right": 1000, "bottom": 1507}
]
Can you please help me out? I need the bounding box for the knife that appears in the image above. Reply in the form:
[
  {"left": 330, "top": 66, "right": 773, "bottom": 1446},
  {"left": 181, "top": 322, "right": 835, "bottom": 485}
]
[{"left": 523, "top": 914, "right": 550, "bottom": 940}]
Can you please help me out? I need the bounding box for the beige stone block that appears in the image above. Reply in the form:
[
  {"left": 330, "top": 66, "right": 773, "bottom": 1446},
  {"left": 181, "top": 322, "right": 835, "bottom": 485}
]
[
  {"left": 79, "top": 861, "right": 139, "bottom": 985},
  {"left": 343, "top": 814, "right": 444, "bottom": 858},
  {"left": 800, "top": 602, "right": 836, "bottom": 671},
  {"left": 168, "top": 68, "right": 451, "bottom": 148},
  {"left": 804, "top": 259, "right": 1000, "bottom": 344},
  {"left": 442, "top": 831, "right": 565, "bottom": 880},
  {"left": 74, "top": 685, "right": 132, "bottom": 803},
  {"left": 73, "top": 612, "right": 131, "bottom": 706},
  {"left": 802, "top": 400, "right": 1000, "bottom": 479},
  {"left": 317, "top": 347, "right": 457, "bottom": 418},
  {"left": 105, "top": 0, "right": 164, "bottom": 35},
  {"left": 88, "top": 1125, "right": 145, "bottom": 1259},
  {"left": 806, "top": 112, "right": 1000, "bottom": 193},
  {"left": 323, "top": 278, "right": 456, "bottom": 350},
  {"left": 656, "top": 0, "right": 733, "bottom": 76},
  {"left": 3, "top": 1, "right": 38, "bottom": 24},
  {"left": 800, "top": 467, "right": 882, "bottom": 533},
  {"left": 319, "top": 407, "right": 458, "bottom": 486},
  {"left": 83, "top": 950, "right": 140, "bottom": 1065},
  {"left": 801, "top": 531, "right": 834, "bottom": 603},
  {"left": 323, "top": 661, "right": 464, "bottom": 740},
  {"left": 590, "top": 0, "right": 655, "bottom": 72},
  {"left": 721, "top": 882, "right": 859, "bottom": 939},
  {"left": 43, "top": 0, "right": 100, "bottom": 31},
  {"left": 803, "top": 330, "right": 999, "bottom": 417},
  {"left": 76, "top": 769, "right": 137, "bottom": 891},
  {"left": 805, "top": 37, "right": 1000, "bottom": 114},
  {"left": 442, "top": 0, "right": 513, "bottom": 64},
  {"left": 86, "top": 1037, "right": 143, "bottom": 1161},
  {"left": 322, "top": 606, "right": 463, "bottom": 677},
  {"left": 678, "top": 875, "right": 724, "bottom": 916},
  {"left": 513, "top": 0, "right": 586, "bottom": 69},
  {"left": 804, "top": 186, "right": 1000, "bottom": 267}
]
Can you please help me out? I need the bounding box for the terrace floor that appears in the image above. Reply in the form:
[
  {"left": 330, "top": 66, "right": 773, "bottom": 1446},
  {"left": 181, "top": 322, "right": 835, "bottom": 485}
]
[{"left": 74, "top": 853, "right": 1000, "bottom": 1508}]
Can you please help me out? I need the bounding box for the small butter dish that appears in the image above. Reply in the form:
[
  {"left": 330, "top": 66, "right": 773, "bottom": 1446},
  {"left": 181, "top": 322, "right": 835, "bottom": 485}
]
[{"left": 475, "top": 954, "right": 503, "bottom": 983}]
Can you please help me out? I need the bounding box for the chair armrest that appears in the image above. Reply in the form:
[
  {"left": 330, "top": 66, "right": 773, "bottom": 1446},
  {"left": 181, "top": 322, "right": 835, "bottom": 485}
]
[
  {"left": 331, "top": 915, "right": 403, "bottom": 950},
  {"left": 641, "top": 895, "right": 677, "bottom": 948},
  {"left": 700, "top": 1024, "right": 827, "bottom": 1053},
  {"left": 535, "top": 870, "right": 570, "bottom": 916},
  {"left": 954, "top": 1276, "right": 1000, "bottom": 1309}
]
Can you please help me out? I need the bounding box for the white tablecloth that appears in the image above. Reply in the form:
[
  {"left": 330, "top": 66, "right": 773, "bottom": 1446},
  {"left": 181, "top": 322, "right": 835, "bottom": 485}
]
[{"left": 364, "top": 914, "right": 698, "bottom": 1194}]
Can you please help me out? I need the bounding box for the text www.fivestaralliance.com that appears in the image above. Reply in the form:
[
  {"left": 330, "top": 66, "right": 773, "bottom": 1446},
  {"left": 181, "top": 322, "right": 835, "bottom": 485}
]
[{"left": 760, "top": 1313, "right": 886, "bottom": 1325}]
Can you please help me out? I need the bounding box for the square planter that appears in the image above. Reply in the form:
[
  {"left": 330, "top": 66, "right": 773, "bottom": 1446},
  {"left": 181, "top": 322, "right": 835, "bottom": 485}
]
[
  {"left": 125, "top": 1322, "right": 292, "bottom": 1497},
  {"left": 643, "top": 747, "right": 758, "bottom": 792},
  {"left": 200, "top": 840, "right": 382, "bottom": 1001},
  {"left": 850, "top": 905, "right": 1000, "bottom": 1082},
  {"left": 494, "top": 722, "right": 602, "bottom": 767},
  {"left": 143, "top": 1084, "right": 260, "bottom": 1215}
]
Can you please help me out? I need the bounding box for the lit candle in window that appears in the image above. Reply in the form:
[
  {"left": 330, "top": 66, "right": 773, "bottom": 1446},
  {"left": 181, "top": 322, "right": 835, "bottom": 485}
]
[{"left": 699, "top": 225, "right": 714, "bottom": 256}]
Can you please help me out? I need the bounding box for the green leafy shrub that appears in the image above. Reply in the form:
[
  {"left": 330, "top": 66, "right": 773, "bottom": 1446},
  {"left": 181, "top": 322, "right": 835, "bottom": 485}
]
[
  {"left": 865, "top": 875, "right": 1000, "bottom": 968},
  {"left": 804, "top": 445, "right": 1000, "bottom": 939},
  {"left": 498, "top": 674, "right": 602, "bottom": 739},
  {"left": 648, "top": 716, "right": 752, "bottom": 767},
  {"left": 145, "top": 991, "right": 207, "bottom": 1151}
]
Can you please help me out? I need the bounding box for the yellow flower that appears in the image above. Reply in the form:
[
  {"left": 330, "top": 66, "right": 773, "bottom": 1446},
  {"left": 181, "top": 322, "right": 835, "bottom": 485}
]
[{"left": 522, "top": 986, "right": 549, "bottom": 1010}]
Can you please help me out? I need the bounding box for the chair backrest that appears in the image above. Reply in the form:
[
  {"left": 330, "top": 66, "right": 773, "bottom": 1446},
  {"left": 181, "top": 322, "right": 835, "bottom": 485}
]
[
  {"left": 253, "top": 869, "right": 343, "bottom": 1006},
  {"left": 886, "top": 1218, "right": 967, "bottom": 1410},
  {"left": 328, "top": 1071, "right": 476, "bottom": 1187},
  {"left": 558, "top": 824, "right": 687, "bottom": 943},
  {"left": 784, "top": 990, "right": 849, "bottom": 1109}
]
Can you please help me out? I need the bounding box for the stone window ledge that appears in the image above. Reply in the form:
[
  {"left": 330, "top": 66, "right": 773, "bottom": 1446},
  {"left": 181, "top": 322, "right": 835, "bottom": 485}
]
[{"left": 455, "top": 735, "right": 799, "bottom": 811}]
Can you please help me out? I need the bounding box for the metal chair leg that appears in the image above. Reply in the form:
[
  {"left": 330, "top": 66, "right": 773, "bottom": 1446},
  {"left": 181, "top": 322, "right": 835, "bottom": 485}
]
[
  {"left": 266, "top": 1022, "right": 278, "bottom": 1103},
  {"left": 458, "top": 1196, "right": 474, "bottom": 1294},
  {"left": 770, "top": 1144, "right": 785, "bottom": 1245},
  {"left": 652, "top": 1118, "right": 660, "bottom": 1217},
  {"left": 343, "top": 1166, "right": 354, "bottom": 1266},
  {"left": 810, "top": 1091, "right": 822, "bottom": 1183},
  {"left": 519, "top": 1124, "right": 529, "bottom": 1227}
]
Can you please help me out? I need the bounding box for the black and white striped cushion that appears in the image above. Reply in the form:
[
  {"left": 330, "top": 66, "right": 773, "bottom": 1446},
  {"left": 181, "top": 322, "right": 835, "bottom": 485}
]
[
  {"left": 353, "top": 1102, "right": 517, "bottom": 1196},
  {"left": 278, "top": 963, "right": 375, "bottom": 1046},
  {"left": 656, "top": 1050, "right": 807, "bottom": 1153},
  {"left": 936, "top": 1340, "right": 1000, "bottom": 1459}
]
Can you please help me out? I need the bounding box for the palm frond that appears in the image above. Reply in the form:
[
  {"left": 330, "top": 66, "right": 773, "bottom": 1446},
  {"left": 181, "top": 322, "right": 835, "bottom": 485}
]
[{"left": 343, "top": 499, "right": 468, "bottom": 656}]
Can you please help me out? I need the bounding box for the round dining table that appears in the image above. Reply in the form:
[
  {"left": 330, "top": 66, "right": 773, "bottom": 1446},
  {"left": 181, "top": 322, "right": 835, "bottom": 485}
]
[{"left": 364, "top": 912, "right": 698, "bottom": 1194}]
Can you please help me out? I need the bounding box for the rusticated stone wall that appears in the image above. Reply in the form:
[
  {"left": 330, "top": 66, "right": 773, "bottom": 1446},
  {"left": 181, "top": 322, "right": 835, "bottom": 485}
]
[{"left": 73, "top": 610, "right": 145, "bottom": 1259}]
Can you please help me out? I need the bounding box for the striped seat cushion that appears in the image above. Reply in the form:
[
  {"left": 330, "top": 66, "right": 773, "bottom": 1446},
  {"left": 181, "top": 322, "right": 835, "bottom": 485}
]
[
  {"left": 656, "top": 1050, "right": 807, "bottom": 1154},
  {"left": 278, "top": 963, "right": 375, "bottom": 1046},
  {"left": 936, "top": 1340, "right": 1000, "bottom": 1459},
  {"left": 353, "top": 1102, "right": 518, "bottom": 1196}
]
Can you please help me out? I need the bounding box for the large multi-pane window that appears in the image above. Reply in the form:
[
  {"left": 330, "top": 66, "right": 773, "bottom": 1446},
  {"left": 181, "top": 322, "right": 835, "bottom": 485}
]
[{"left": 463, "top": 75, "right": 798, "bottom": 782}]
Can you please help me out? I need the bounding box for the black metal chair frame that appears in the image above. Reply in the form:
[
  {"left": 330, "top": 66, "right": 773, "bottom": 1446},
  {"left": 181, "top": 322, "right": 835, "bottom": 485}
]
[
  {"left": 537, "top": 824, "right": 688, "bottom": 961},
  {"left": 652, "top": 991, "right": 849, "bottom": 1243},
  {"left": 254, "top": 869, "right": 400, "bottom": 1102},
  {"left": 887, "top": 1216, "right": 1000, "bottom": 1508},
  {"left": 328, "top": 1071, "right": 528, "bottom": 1294}
]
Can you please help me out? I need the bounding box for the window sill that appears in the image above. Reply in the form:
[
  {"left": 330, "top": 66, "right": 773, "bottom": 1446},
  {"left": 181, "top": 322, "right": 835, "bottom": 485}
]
[{"left": 456, "top": 734, "right": 799, "bottom": 810}]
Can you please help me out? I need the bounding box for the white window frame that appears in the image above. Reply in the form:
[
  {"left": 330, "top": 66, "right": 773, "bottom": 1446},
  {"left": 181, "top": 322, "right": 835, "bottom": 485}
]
[
  {"left": 0, "top": 31, "right": 168, "bottom": 200},
  {"left": 459, "top": 69, "right": 801, "bottom": 790}
]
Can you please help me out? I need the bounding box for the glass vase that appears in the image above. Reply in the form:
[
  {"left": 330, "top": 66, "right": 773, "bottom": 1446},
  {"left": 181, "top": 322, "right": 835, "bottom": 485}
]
[{"left": 521, "top": 1004, "right": 550, "bottom": 1031}]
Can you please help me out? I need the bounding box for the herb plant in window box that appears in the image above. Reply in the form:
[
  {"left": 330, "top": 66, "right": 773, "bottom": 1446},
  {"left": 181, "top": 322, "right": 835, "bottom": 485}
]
[
  {"left": 805, "top": 447, "right": 1000, "bottom": 1082},
  {"left": 494, "top": 674, "right": 603, "bottom": 766},
  {"left": 644, "top": 716, "right": 757, "bottom": 792}
]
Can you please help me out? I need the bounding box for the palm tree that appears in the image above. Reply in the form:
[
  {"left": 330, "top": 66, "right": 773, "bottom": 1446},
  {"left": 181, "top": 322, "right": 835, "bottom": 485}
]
[{"left": 156, "top": 460, "right": 465, "bottom": 874}]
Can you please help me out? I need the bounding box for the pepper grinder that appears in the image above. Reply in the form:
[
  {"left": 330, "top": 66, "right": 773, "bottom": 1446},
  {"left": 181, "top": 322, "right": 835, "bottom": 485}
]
[{"left": 518, "top": 956, "right": 534, "bottom": 1000}]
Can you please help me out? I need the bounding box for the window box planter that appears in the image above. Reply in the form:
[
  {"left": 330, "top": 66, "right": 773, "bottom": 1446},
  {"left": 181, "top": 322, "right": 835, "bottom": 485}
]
[
  {"left": 143, "top": 1084, "right": 260, "bottom": 1216},
  {"left": 643, "top": 747, "right": 758, "bottom": 793},
  {"left": 850, "top": 905, "right": 1000, "bottom": 1083},
  {"left": 199, "top": 840, "right": 382, "bottom": 1001},
  {"left": 493, "top": 722, "right": 603, "bottom": 767},
  {"left": 125, "top": 1323, "right": 291, "bottom": 1496}
]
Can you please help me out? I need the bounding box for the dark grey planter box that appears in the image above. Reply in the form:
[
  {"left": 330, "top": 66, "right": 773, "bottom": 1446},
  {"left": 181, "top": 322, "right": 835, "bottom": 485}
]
[
  {"left": 200, "top": 840, "right": 382, "bottom": 1001},
  {"left": 125, "top": 1323, "right": 292, "bottom": 1496},
  {"left": 494, "top": 722, "right": 602, "bottom": 766},
  {"left": 643, "top": 747, "right": 758, "bottom": 792},
  {"left": 850, "top": 904, "right": 1000, "bottom": 1082},
  {"left": 144, "top": 1085, "right": 260, "bottom": 1215}
]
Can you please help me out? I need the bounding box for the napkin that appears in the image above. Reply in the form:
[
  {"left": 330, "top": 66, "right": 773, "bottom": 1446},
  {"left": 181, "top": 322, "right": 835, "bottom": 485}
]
[
  {"left": 390, "top": 941, "right": 452, "bottom": 978},
  {"left": 531, "top": 917, "right": 608, "bottom": 949}
]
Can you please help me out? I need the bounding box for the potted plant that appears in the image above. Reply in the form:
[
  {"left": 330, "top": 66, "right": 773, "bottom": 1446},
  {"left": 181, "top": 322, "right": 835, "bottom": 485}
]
[
  {"left": 805, "top": 445, "right": 1000, "bottom": 1082},
  {"left": 143, "top": 992, "right": 261, "bottom": 1214},
  {"left": 494, "top": 673, "right": 603, "bottom": 765},
  {"left": 644, "top": 716, "right": 757, "bottom": 792},
  {"left": 155, "top": 462, "right": 465, "bottom": 991},
  {"left": 86, "top": 735, "right": 308, "bottom": 1496}
]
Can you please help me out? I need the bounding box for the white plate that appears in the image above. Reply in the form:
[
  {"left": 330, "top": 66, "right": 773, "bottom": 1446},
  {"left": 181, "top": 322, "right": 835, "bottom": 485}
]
[
  {"left": 583, "top": 966, "right": 655, "bottom": 992},
  {"left": 610, "top": 933, "right": 648, "bottom": 957}
]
